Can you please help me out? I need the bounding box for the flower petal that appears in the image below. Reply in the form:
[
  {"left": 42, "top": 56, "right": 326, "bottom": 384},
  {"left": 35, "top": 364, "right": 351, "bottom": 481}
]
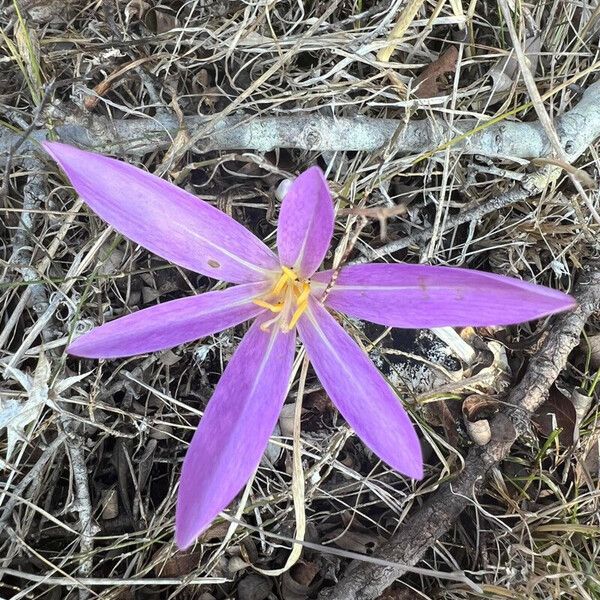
[
  {"left": 68, "top": 283, "right": 267, "bottom": 358},
  {"left": 297, "top": 299, "right": 423, "bottom": 479},
  {"left": 176, "top": 314, "right": 296, "bottom": 549},
  {"left": 44, "top": 142, "right": 279, "bottom": 283},
  {"left": 314, "top": 264, "right": 576, "bottom": 328},
  {"left": 277, "top": 166, "right": 334, "bottom": 278}
]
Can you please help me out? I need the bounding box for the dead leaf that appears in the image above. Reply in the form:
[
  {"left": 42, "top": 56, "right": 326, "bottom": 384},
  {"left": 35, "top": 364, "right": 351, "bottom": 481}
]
[
  {"left": 534, "top": 386, "right": 577, "bottom": 446},
  {"left": 124, "top": 0, "right": 151, "bottom": 23},
  {"left": 414, "top": 46, "right": 458, "bottom": 98},
  {"left": 144, "top": 7, "right": 179, "bottom": 34},
  {"left": 423, "top": 398, "right": 460, "bottom": 447},
  {"left": 124, "top": 0, "right": 179, "bottom": 33},
  {"left": 282, "top": 560, "right": 321, "bottom": 600},
  {"left": 585, "top": 441, "right": 600, "bottom": 471},
  {"left": 152, "top": 545, "right": 201, "bottom": 577},
  {"left": 572, "top": 387, "right": 593, "bottom": 443},
  {"left": 575, "top": 405, "right": 600, "bottom": 488},
  {"left": 1, "top": 353, "right": 51, "bottom": 465}
]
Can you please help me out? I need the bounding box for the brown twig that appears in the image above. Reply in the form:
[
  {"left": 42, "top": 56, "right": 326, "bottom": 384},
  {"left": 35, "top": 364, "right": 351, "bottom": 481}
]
[{"left": 318, "top": 266, "right": 600, "bottom": 600}]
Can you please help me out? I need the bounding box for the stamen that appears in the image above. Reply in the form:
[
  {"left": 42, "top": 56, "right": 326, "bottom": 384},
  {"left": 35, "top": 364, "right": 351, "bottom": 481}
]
[
  {"left": 255, "top": 266, "right": 311, "bottom": 333},
  {"left": 284, "top": 300, "right": 308, "bottom": 332},
  {"left": 295, "top": 282, "right": 311, "bottom": 305},
  {"left": 271, "top": 272, "right": 290, "bottom": 296},
  {"left": 253, "top": 299, "right": 284, "bottom": 313},
  {"left": 281, "top": 266, "right": 298, "bottom": 281}
]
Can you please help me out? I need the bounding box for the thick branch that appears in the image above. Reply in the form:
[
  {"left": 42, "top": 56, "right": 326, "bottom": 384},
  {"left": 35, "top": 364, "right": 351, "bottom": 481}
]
[
  {"left": 2, "top": 82, "right": 599, "bottom": 159},
  {"left": 319, "top": 266, "right": 600, "bottom": 600}
]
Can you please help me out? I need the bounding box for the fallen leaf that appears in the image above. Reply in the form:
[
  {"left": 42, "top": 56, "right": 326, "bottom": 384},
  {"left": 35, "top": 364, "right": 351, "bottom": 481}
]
[
  {"left": 534, "top": 386, "right": 577, "bottom": 446},
  {"left": 282, "top": 560, "right": 321, "bottom": 600},
  {"left": 1, "top": 353, "right": 51, "bottom": 465},
  {"left": 571, "top": 387, "right": 593, "bottom": 443},
  {"left": 124, "top": 0, "right": 179, "bottom": 33},
  {"left": 144, "top": 7, "right": 179, "bottom": 34},
  {"left": 414, "top": 46, "right": 458, "bottom": 98},
  {"left": 152, "top": 545, "right": 201, "bottom": 577},
  {"left": 423, "top": 398, "right": 460, "bottom": 448}
]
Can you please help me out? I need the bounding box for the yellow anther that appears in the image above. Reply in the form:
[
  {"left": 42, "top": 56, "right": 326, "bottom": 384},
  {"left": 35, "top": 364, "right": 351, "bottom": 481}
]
[
  {"left": 256, "top": 267, "right": 311, "bottom": 332},
  {"left": 253, "top": 299, "right": 284, "bottom": 313},
  {"left": 295, "top": 282, "right": 311, "bottom": 305},
  {"left": 281, "top": 266, "right": 298, "bottom": 281},
  {"left": 284, "top": 300, "right": 309, "bottom": 332},
  {"left": 271, "top": 272, "right": 290, "bottom": 296}
]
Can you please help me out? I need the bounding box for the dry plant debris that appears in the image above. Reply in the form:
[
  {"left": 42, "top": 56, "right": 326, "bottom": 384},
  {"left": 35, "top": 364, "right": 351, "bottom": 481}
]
[{"left": 1, "top": 1, "right": 600, "bottom": 599}]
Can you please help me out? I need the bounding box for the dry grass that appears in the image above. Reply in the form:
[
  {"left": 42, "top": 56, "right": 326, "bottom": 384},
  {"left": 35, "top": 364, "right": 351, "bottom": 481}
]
[{"left": 1, "top": 0, "right": 599, "bottom": 599}]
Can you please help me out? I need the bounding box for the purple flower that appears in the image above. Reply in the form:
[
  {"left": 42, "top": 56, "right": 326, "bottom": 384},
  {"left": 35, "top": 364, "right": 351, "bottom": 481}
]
[{"left": 43, "top": 141, "right": 575, "bottom": 549}]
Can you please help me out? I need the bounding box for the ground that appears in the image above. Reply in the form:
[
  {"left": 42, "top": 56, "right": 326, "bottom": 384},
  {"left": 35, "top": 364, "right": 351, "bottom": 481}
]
[{"left": 1, "top": 1, "right": 600, "bottom": 599}]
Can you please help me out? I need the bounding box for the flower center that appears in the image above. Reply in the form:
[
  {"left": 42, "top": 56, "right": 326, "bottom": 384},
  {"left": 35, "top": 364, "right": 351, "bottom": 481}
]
[{"left": 253, "top": 266, "right": 311, "bottom": 332}]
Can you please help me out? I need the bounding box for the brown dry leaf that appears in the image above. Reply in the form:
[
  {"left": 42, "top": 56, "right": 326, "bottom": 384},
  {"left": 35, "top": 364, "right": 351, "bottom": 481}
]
[
  {"left": 199, "top": 520, "right": 232, "bottom": 542},
  {"left": 124, "top": 0, "right": 179, "bottom": 33},
  {"left": 145, "top": 8, "right": 180, "bottom": 34},
  {"left": 534, "top": 386, "right": 577, "bottom": 446},
  {"left": 414, "top": 46, "right": 458, "bottom": 99},
  {"left": 306, "top": 390, "right": 333, "bottom": 414},
  {"left": 423, "top": 399, "right": 460, "bottom": 447},
  {"left": 282, "top": 560, "right": 321, "bottom": 600},
  {"left": 152, "top": 545, "right": 201, "bottom": 577},
  {"left": 572, "top": 388, "right": 593, "bottom": 434}
]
